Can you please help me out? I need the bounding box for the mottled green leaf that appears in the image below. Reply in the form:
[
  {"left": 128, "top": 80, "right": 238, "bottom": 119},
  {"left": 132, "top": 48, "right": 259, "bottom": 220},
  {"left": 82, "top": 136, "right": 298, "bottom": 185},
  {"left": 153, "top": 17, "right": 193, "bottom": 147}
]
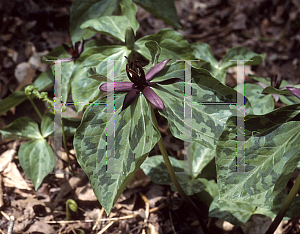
[
  {"left": 141, "top": 155, "right": 183, "bottom": 185},
  {"left": 141, "top": 154, "right": 215, "bottom": 195},
  {"left": 191, "top": 42, "right": 218, "bottom": 68},
  {"left": 192, "top": 43, "right": 265, "bottom": 84},
  {"left": 152, "top": 63, "right": 252, "bottom": 149},
  {"left": 185, "top": 142, "right": 216, "bottom": 179},
  {"left": 133, "top": 0, "right": 181, "bottom": 28},
  {"left": 18, "top": 139, "right": 55, "bottom": 190},
  {"left": 280, "top": 94, "right": 300, "bottom": 105},
  {"left": 219, "top": 47, "right": 266, "bottom": 70},
  {"left": 209, "top": 191, "right": 300, "bottom": 226},
  {"left": 209, "top": 196, "right": 255, "bottom": 225},
  {"left": 216, "top": 105, "right": 300, "bottom": 209},
  {"left": 74, "top": 93, "right": 160, "bottom": 215},
  {"left": 135, "top": 29, "right": 194, "bottom": 62},
  {"left": 81, "top": 0, "right": 139, "bottom": 43},
  {"left": 0, "top": 117, "right": 41, "bottom": 140},
  {"left": 145, "top": 41, "right": 161, "bottom": 66},
  {"left": 41, "top": 112, "right": 54, "bottom": 138},
  {"left": 71, "top": 45, "right": 130, "bottom": 112},
  {"left": 70, "top": 0, "right": 119, "bottom": 42},
  {"left": 235, "top": 83, "right": 274, "bottom": 115},
  {"left": 81, "top": 16, "right": 130, "bottom": 42},
  {"left": 200, "top": 62, "right": 227, "bottom": 84}
]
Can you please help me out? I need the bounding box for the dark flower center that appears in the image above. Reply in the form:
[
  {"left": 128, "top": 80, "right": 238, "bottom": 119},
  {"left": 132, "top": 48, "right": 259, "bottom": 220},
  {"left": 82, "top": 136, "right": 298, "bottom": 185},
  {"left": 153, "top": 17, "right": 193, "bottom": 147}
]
[{"left": 125, "top": 57, "right": 147, "bottom": 90}]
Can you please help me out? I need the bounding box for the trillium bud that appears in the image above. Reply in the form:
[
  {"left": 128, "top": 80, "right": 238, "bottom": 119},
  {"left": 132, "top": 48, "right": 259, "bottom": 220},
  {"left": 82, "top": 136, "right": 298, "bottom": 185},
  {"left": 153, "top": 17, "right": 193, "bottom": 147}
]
[{"left": 125, "top": 27, "right": 135, "bottom": 50}]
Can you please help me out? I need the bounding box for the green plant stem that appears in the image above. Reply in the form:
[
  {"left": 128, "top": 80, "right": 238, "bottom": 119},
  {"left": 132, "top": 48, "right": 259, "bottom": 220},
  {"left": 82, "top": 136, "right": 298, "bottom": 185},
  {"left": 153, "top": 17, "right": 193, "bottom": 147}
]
[
  {"left": 28, "top": 97, "right": 43, "bottom": 120},
  {"left": 150, "top": 107, "right": 210, "bottom": 234},
  {"left": 265, "top": 172, "right": 300, "bottom": 234},
  {"left": 66, "top": 199, "right": 77, "bottom": 221},
  {"left": 62, "top": 118, "right": 73, "bottom": 175}
]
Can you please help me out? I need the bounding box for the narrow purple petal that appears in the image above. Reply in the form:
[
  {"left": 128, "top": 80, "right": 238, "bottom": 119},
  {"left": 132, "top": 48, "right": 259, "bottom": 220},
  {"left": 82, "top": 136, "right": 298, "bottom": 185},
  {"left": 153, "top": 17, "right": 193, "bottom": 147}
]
[
  {"left": 120, "top": 88, "right": 140, "bottom": 113},
  {"left": 99, "top": 82, "right": 134, "bottom": 92},
  {"left": 287, "top": 87, "right": 300, "bottom": 100},
  {"left": 78, "top": 40, "right": 84, "bottom": 55},
  {"left": 62, "top": 44, "right": 73, "bottom": 56},
  {"left": 145, "top": 59, "right": 171, "bottom": 81},
  {"left": 142, "top": 86, "right": 165, "bottom": 109},
  {"left": 149, "top": 78, "right": 183, "bottom": 86}
]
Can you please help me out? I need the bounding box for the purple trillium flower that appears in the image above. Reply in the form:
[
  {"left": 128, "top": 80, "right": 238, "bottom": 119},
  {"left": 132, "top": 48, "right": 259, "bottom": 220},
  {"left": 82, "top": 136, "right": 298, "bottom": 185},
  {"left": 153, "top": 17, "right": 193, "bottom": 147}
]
[
  {"left": 62, "top": 40, "right": 84, "bottom": 61},
  {"left": 286, "top": 87, "right": 300, "bottom": 100},
  {"left": 100, "top": 57, "right": 183, "bottom": 114},
  {"left": 270, "top": 74, "right": 282, "bottom": 89}
]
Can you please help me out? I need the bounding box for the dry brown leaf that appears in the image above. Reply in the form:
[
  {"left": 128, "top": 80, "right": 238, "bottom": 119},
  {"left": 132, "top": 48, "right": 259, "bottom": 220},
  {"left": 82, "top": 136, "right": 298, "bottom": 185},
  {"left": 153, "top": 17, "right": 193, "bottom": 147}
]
[
  {"left": 76, "top": 183, "right": 97, "bottom": 201},
  {"left": 3, "top": 162, "right": 31, "bottom": 190},
  {"left": 0, "top": 148, "right": 15, "bottom": 172}
]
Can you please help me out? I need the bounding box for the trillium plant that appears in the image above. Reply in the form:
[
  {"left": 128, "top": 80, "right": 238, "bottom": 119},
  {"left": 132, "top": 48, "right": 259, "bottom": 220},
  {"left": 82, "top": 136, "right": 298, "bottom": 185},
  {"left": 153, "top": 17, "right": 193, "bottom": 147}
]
[
  {"left": 100, "top": 57, "right": 182, "bottom": 114},
  {"left": 0, "top": 0, "right": 300, "bottom": 233}
]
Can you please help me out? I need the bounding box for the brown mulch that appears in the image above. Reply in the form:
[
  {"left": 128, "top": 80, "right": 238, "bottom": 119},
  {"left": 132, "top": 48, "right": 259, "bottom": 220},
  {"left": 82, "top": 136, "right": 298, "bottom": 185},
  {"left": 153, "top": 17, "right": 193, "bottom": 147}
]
[{"left": 0, "top": 0, "right": 300, "bottom": 233}]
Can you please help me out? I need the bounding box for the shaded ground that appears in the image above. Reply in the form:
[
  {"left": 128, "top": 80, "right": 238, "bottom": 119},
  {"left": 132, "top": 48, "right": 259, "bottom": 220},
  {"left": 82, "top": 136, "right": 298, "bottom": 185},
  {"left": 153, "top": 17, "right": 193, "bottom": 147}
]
[{"left": 0, "top": 0, "right": 300, "bottom": 233}]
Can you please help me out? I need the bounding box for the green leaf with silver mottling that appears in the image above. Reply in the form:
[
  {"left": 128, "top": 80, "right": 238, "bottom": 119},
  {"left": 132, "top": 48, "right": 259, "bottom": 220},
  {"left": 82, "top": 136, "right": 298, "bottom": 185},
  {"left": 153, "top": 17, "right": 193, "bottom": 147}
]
[
  {"left": 74, "top": 93, "right": 160, "bottom": 215},
  {"left": 151, "top": 63, "right": 252, "bottom": 149},
  {"left": 192, "top": 42, "right": 224, "bottom": 82},
  {"left": 145, "top": 41, "right": 161, "bottom": 67},
  {"left": 70, "top": 0, "right": 119, "bottom": 42},
  {"left": 41, "top": 112, "right": 54, "bottom": 138},
  {"left": 18, "top": 139, "right": 55, "bottom": 190},
  {"left": 219, "top": 47, "right": 266, "bottom": 70},
  {"left": 141, "top": 155, "right": 183, "bottom": 185},
  {"left": 71, "top": 45, "right": 131, "bottom": 112},
  {"left": 87, "top": 67, "right": 107, "bottom": 82},
  {"left": 200, "top": 63, "right": 227, "bottom": 84},
  {"left": 216, "top": 104, "right": 300, "bottom": 209},
  {"left": 191, "top": 42, "right": 218, "bottom": 68},
  {"left": 209, "top": 191, "right": 300, "bottom": 226},
  {"left": 135, "top": 29, "right": 194, "bottom": 62},
  {"left": 141, "top": 155, "right": 215, "bottom": 196},
  {"left": 235, "top": 83, "right": 274, "bottom": 115},
  {"left": 0, "top": 117, "right": 41, "bottom": 140},
  {"left": 80, "top": 0, "right": 138, "bottom": 42},
  {"left": 184, "top": 142, "right": 216, "bottom": 179},
  {"left": 209, "top": 196, "right": 255, "bottom": 225},
  {"left": 192, "top": 43, "right": 265, "bottom": 84},
  {"left": 280, "top": 94, "right": 300, "bottom": 105},
  {"left": 133, "top": 0, "right": 181, "bottom": 28},
  {"left": 81, "top": 16, "right": 131, "bottom": 42},
  {"left": 141, "top": 141, "right": 216, "bottom": 196}
]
